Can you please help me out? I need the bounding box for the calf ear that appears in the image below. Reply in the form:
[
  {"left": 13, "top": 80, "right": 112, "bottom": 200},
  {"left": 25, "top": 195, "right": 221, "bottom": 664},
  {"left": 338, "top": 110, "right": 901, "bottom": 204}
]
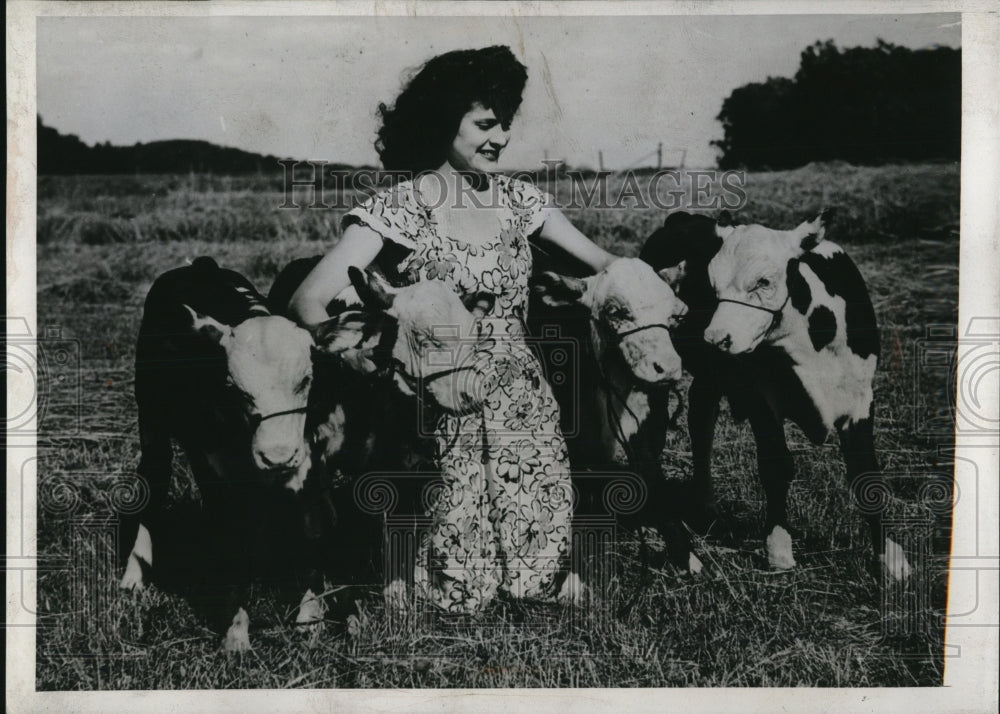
[
  {"left": 183, "top": 305, "right": 233, "bottom": 345},
  {"left": 790, "top": 212, "right": 826, "bottom": 254},
  {"left": 639, "top": 211, "right": 725, "bottom": 270},
  {"left": 348, "top": 266, "right": 395, "bottom": 310},
  {"left": 338, "top": 347, "right": 380, "bottom": 375},
  {"left": 532, "top": 271, "right": 589, "bottom": 307},
  {"left": 311, "top": 310, "right": 374, "bottom": 354},
  {"left": 461, "top": 291, "right": 496, "bottom": 319},
  {"left": 656, "top": 262, "right": 687, "bottom": 292}
]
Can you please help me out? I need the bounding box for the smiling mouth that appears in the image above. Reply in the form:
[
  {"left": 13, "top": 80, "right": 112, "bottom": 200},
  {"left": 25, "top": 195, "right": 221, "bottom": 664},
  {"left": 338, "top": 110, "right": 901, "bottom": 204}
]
[{"left": 478, "top": 148, "right": 500, "bottom": 161}]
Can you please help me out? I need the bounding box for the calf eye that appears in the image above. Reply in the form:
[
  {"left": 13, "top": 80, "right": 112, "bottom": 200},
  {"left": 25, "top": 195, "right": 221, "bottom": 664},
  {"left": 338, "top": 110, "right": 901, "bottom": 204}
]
[
  {"left": 296, "top": 376, "right": 312, "bottom": 393},
  {"left": 605, "top": 306, "right": 630, "bottom": 322},
  {"left": 755, "top": 277, "right": 771, "bottom": 290}
]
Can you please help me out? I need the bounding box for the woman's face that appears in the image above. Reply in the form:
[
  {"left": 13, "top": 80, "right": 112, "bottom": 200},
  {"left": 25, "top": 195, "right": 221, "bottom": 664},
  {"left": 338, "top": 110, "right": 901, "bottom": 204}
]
[{"left": 447, "top": 103, "right": 511, "bottom": 174}]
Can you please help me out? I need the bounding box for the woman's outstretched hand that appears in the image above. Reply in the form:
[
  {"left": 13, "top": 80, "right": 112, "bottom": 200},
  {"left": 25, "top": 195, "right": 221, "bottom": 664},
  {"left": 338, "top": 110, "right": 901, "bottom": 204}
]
[{"left": 536, "top": 207, "right": 618, "bottom": 274}]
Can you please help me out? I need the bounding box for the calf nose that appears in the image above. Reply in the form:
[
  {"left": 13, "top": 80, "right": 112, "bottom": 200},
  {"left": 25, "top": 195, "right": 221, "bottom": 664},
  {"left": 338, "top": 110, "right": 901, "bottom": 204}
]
[
  {"left": 258, "top": 444, "right": 300, "bottom": 469},
  {"left": 705, "top": 328, "right": 733, "bottom": 352},
  {"left": 652, "top": 360, "right": 684, "bottom": 382}
]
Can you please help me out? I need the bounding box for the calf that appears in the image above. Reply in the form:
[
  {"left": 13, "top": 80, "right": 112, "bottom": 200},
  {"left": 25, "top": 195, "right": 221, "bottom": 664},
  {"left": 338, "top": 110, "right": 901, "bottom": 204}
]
[
  {"left": 529, "top": 257, "right": 700, "bottom": 573},
  {"left": 641, "top": 211, "right": 910, "bottom": 580},
  {"left": 119, "top": 257, "right": 321, "bottom": 652},
  {"left": 269, "top": 259, "right": 496, "bottom": 589}
]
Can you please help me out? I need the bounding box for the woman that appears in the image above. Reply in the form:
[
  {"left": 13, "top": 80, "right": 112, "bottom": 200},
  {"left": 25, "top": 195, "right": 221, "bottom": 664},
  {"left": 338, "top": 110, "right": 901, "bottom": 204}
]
[{"left": 290, "top": 45, "right": 617, "bottom": 614}]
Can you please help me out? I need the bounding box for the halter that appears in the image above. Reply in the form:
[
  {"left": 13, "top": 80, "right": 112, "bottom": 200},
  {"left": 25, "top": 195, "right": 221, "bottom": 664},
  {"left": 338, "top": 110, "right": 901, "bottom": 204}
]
[
  {"left": 246, "top": 406, "right": 309, "bottom": 432},
  {"left": 715, "top": 294, "right": 790, "bottom": 332},
  {"left": 385, "top": 358, "right": 479, "bottom": 390},
  {"left": 608, "top": 322, "right": 675, "bottom": 341},
  {"left": 587, "top": 323, "right": 686, "bottom": 462}
]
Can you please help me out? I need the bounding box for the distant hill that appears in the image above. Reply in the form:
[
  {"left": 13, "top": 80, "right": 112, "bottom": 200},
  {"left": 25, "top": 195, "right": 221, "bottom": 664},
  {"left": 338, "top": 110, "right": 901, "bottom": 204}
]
[{"left": 37, "top": 116, "right": 297, "bottom": 175}]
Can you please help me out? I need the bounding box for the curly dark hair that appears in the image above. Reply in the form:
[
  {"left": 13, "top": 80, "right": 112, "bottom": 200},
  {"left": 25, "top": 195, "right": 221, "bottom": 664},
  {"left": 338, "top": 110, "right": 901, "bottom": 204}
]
[{"left": 375, "top": 46, "right": 528, "bottom": 175}]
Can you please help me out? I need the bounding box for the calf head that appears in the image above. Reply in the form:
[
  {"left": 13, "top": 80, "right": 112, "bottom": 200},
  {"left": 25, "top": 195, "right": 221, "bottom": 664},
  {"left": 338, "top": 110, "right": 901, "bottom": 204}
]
[
  {"left": 312, "top": 267, "right": 494, "bottom": 413},
  {"left": 186, "top": 308, "right": 313, "bottom": 475},
  {"left": 535, "top": 257, "right": 687, "bottom": 385},
  {"left": 705, "top": 213, "right": 826, "bottom": 354}
]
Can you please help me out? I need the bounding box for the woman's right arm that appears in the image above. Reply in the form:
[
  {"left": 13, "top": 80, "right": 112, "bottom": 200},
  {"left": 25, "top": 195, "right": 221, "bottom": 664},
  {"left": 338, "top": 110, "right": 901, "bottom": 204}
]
[{"left": 288, "top": 223, "right": 384, "bottom": 327}]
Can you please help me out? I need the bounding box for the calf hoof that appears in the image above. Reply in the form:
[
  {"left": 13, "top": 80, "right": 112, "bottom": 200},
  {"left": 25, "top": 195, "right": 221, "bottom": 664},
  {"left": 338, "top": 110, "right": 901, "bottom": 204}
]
[
  {"left": 557, "top": 572, "right": 588, "bottom": 605},
  {"left": 296, "top": 588, "right": 328, "bottom": 626},
  {"left": 119, "top": 554, "right": 146, "bottom": 591},
  {"left": 346, "top": 613, "right": 365, "bottom": 638},
  {"left": 688, "top": 552, "right": 704, "bottom": 575},
  {"left": 766, "top": 526, "right": 797, "bottom": 570},
  {"left": 880, "top": 538, "right": 912, "bottom": 581},
  {"left": 223, "top": 608, "right": 251, "bottom": 653}
]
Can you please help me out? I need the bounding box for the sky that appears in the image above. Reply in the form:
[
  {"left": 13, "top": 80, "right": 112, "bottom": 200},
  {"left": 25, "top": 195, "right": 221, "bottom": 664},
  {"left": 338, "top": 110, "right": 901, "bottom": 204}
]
[{"left": 37, "top": 13, "right": 960, "bottom": 170}]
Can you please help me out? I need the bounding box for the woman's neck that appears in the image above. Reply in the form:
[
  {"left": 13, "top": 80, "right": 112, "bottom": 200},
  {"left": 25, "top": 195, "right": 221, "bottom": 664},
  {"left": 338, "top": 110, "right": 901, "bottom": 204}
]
[{"left": 430, "top": 162, "right": 491, "bottom": 202}]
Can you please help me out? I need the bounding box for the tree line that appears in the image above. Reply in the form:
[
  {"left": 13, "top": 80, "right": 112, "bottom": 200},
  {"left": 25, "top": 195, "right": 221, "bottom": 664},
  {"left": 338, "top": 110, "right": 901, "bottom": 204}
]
[
  {"left": 37, "top": 116, "right": 287, "bottom": 175},
  {"left": 712, "top": 39, "right": 960, "bottom": 170}
]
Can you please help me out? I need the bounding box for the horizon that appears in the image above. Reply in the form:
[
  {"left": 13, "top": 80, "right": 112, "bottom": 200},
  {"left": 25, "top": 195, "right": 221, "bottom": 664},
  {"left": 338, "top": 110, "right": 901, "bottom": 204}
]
[{"left": 38, "top": 14, "right": 960, "bottom": 171}]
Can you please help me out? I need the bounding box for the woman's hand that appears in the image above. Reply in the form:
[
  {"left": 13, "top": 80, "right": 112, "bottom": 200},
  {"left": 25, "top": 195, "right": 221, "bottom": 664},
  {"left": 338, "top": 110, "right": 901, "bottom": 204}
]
[
  {"left": 535, "top": 207, "right": 617, "bottom": 274},
  {"left": 288, "top": 224, "right": 383, "bottom": 326}
]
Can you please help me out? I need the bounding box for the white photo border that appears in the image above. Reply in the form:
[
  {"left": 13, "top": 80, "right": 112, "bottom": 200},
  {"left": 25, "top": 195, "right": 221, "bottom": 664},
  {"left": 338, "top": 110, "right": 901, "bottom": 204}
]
[{"left": 7, "top": 1, "right": 998, "bottom": 712}]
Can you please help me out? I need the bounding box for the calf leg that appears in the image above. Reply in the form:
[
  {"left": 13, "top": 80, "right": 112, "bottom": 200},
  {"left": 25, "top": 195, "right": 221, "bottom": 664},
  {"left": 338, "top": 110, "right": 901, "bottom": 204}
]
[
  {"left": 119, "top": 387, "right": 174, "bottom": 590},
  {"left": 190, "top": 457, "right": 254, "bottom": 651},
  {"left": 292, "top": 483, "right": 334, "bottom": 630},
  {"left": 747, "top": 405, "right": 797, "bottom": 570},
  {"left": 838, "top": 415, "right": 911, "bottom": 581},
  {"left": 205, "top": 501, "right": 253, "bottom": 651},
  {"left": 686, "top": 377, "right": 723, "bottom": 534}
]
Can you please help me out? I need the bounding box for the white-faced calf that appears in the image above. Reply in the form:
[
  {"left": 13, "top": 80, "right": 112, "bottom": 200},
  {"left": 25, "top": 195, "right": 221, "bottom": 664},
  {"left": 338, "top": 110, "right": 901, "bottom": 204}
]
[
  {"left": 531, "top": 257, "right": 700, "bottom": 573},
  {"left": 267, "top": 261, "right": 496, "bottom": 599},
  {"left": 119, "top": 257, "right": 318, "bottom": 652}
]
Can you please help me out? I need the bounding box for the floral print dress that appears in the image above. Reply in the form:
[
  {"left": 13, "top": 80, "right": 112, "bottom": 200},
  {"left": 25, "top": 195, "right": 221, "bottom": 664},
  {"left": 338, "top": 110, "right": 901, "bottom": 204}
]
[{"left": 343, "top": 175, "right": 572, "bottom": 613}]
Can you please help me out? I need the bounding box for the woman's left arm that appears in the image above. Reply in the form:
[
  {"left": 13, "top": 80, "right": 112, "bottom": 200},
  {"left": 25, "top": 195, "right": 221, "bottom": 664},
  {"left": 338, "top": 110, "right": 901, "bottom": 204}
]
[{"left": 535, "top": 207, "right": 617, "bottom": 274}]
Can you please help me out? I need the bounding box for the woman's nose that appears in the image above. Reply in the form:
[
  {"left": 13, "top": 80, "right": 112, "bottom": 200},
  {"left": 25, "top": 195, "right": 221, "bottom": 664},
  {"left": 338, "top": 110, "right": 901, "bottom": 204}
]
[{"left": 488, "top": 126, "right": 509, "bottom": 146}]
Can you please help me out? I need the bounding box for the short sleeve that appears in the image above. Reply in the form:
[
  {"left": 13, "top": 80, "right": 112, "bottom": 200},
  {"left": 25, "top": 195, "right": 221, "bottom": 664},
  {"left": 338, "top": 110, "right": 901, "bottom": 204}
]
[
  {"left": 504, "top": 177, "right": 553, "bottom": 237},
  {"left": 341, "top": 185, "right": 419, "bottom": 251}
]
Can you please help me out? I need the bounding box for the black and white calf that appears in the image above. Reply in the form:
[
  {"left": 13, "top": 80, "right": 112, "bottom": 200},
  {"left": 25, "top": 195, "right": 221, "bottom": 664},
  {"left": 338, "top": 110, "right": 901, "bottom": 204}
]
[
  {"left": 641, "top": 211, "right": 910, "bottom": 580},
  {"left": 120, "top": 257, "right": 322, "bottom": 652},
  {"left": 530, "top": 257, "right": 699, "bottom": 573}
]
